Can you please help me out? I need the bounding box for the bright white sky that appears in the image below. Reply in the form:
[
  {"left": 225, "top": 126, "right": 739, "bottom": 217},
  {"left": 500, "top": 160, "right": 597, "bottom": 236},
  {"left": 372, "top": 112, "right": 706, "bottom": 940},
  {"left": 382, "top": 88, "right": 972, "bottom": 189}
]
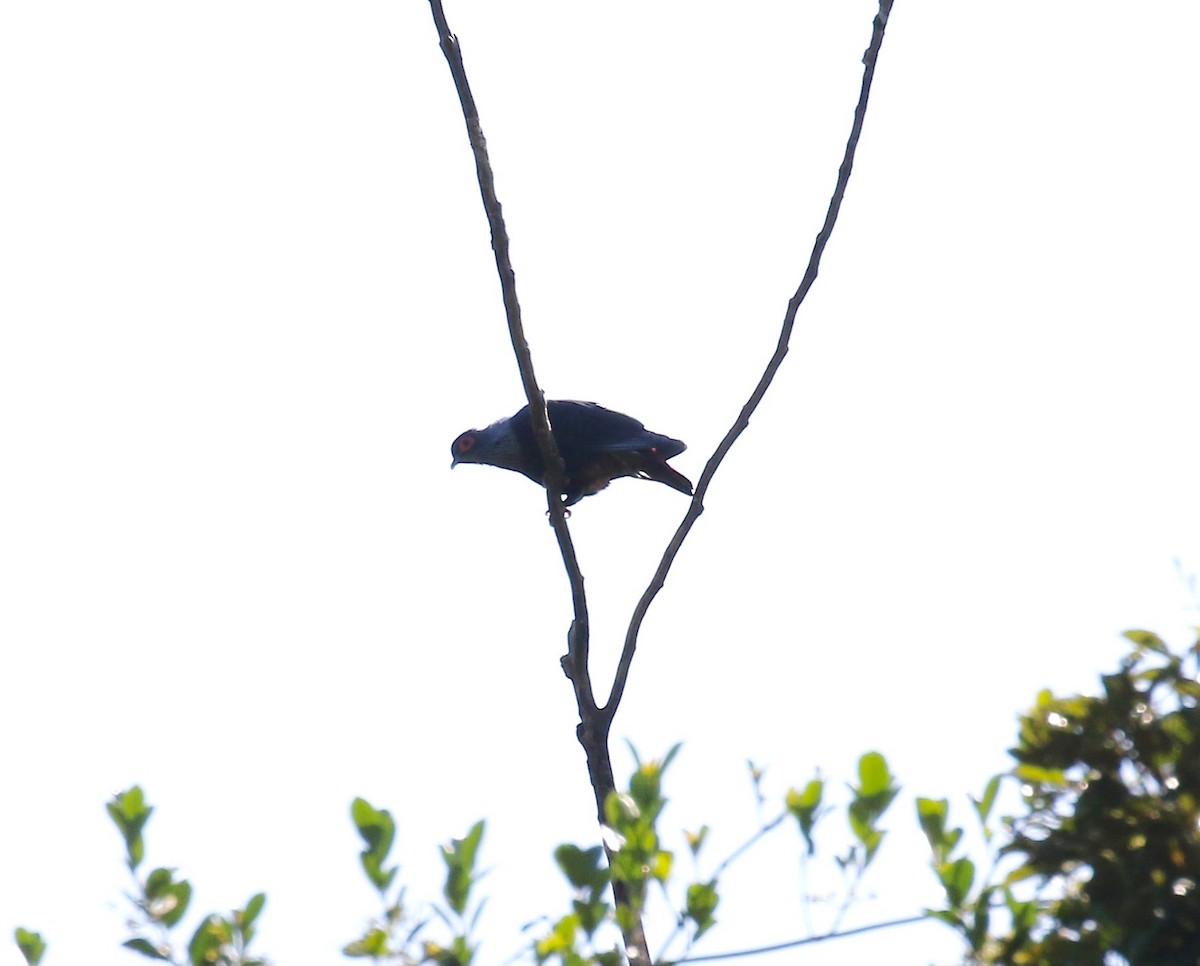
[{"left": 2, "top": 2, "right": 1198, "bottom": 965}]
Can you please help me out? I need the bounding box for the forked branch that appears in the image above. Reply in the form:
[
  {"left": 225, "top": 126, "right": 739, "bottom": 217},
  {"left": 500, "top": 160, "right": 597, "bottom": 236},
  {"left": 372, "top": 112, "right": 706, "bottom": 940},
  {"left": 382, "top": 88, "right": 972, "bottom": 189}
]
[{"left": 429, "top": 1, "right": 897, "bottom": 961}]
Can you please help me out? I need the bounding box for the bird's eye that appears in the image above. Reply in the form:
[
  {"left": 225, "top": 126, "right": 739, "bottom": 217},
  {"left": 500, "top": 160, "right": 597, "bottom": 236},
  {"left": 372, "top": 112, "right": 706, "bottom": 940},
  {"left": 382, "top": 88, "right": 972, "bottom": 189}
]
[{"left": 458, "top": 435, "right": 475, "bottom": 453}]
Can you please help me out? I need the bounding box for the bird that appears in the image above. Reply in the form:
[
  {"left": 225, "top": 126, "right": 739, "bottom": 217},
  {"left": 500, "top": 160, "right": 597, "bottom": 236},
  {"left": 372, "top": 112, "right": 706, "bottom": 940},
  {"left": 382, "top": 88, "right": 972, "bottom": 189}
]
[{"left": 451, "top": 400, "right": 693, "bottom": 507}]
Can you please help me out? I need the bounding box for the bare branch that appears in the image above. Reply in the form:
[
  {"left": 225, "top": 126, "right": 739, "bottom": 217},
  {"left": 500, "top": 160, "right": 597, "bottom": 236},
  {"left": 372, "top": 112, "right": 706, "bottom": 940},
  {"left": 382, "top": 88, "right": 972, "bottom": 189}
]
[
  {"left": 426, "top": 1, "right": 596, "bottom": 710},
  {"left": 604, "top": 0, "right": 897, "bottom": 723},
  {"left": 428, "top": 2, "right": 643, "bottom": 959}
]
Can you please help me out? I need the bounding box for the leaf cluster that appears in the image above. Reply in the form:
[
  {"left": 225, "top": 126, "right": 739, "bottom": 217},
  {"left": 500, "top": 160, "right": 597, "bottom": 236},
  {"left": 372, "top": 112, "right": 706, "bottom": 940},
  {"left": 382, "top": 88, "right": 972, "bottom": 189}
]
[
  {"left": 107, "top": 787, "right": 266, "bottom": 966},
  {"left": 919, "top": 629, "right": 1200, "bottom": 965},
  {"left": 1006, "top": 629, "right": 1200, "bottom": 964},
  {"left": 344, "top": 798, "right": 486, "bottom": 966},
  {"left": 15, "top": 748, "right": 913, "bottom": 966}
]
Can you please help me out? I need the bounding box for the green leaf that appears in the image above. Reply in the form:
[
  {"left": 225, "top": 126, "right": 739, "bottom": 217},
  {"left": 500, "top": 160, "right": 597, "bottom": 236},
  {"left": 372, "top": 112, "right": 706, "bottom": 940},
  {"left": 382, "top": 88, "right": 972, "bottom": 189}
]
[
  {"left": 1013, "top": 763, "right": 1067, "bottom": 785},
  {"left": 572, "top": 896, "right": 609, "bottom": 937},
  {"left": 1124, "top": 629, "right": 1168, "bottom": 654},
  {"left": 603, "top": 791, "right": 639, "bottom": 828},
  {"left": 936, "top": 857, "right": 975, "bottom": 908},
  {"left": 343, "top": 927, "right": 390, "bottom": 958},
  {"left": 685, "top": 825, "right": 709, "bottom": 857},
  {"left": 424, "top": 935, "right": 474, "bottom": 966},
  {"left": 626, "top": 746, "right": 679, "bottom": 821},
  {"left": 785, "top": 777, "right": 824, "bottom": 855},
  {"left": 239, "top": 892, "right": 266, "bottom": 932},
  {"left": 968, "top": 887, "right": 993, "bottom": 950},
  {"left": 351, "top": 797, "right": 397, "bottom": 893},
  {"left": 925, "top": 907, "right": 965, "bottom": 929},
  {"left": 916, "top": 797, "right": 964, "bottom": 865},
  {"left": 107, "top": 785, "right": 151, "bottom": 828},
  {"left": 857, "top": 752, "right": 893, "bottom": 796},
  {"left": 916, "top": 797, "right": 949, "bottom": 850},
  {"left": 629, "top": 764, "right": 664, "bottom": 814},
  {"left": 188, "top": 915, "right": 232, "bottom": 966},
  {"left": 848, "top": 754, "right": 899, "bottom": 852},
  {"left": 160, "top": 880, "right": 192, "bottom": 927},
  {"left": 1002, "top": 863, "right": 1039, "bottom": 887},
  {"left": 143, "top": 867, "right": 171, "bottom": 897},
  {"left": 650, "top": 849, "right": 673, "bottom": 882},
  {"left": 141, "top": 867, "right": 192, "bottom": 927},
  {"left": 1004, "top": 887, "right": 1039, "bottom": 933},
  {"left": 123, "top": 937, "right": 170, "bottom": 961},
  {"left": 535, "top": 913, "right": 580, "bottom": 959},
  {"left": 441, "top": 820, "right": 485, "bottom": 916},
  {"left": 554, "top": 844, "right": 608, "bottom": 892},
  {"left": 685, "top": 880, "right": 719, "bottom": 938},
  {"left": 1173, "top": 678, "right": 1200, "bottom": 702},
  {"left": 849, "top": 761, "right": 898, "bottom": 865},
  {"left": 970, "top": 775, "right": 1001, "bottom": 830},
  {"left": 107, "top": 787, "right": 153, "bottom": 870},
  {"left": 847, "top": 816, "right": 883, "bottom": 862},
  {"left": 15, "top": 928, "right": 47, "bottom": 966},
  {"left": 451, "top": 820, "right": 484, "bottom": 873},
  {"left": 609, "top": 847, "right": 651, "bottom": 890},
  {"left": 351, "top": 798, "right": 395, "bottom": 855}
]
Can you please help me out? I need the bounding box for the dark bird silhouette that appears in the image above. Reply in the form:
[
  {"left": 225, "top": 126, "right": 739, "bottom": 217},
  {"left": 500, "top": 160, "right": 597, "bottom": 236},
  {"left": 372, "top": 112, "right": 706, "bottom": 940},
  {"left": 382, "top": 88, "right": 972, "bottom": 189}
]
[{"left": 451, "top": 400, "right": 693, "bottom": 507}]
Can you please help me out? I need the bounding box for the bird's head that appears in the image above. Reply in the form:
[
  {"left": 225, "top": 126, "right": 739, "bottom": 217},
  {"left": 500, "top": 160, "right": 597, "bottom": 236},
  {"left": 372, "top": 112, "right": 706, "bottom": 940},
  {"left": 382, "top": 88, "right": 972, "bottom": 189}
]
[
  {"left": 450, "top": 419, "right": 523, "bottom": 473},
  {"left": 450, "top": 429, "right": 483, "bottom": 468}
]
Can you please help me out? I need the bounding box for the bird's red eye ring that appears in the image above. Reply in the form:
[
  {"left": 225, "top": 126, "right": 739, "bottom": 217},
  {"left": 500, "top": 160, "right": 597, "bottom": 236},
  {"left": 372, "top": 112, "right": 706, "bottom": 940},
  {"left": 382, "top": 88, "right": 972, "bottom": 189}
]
[{"left": 458, "top": 435, "right": 475, "bottom": 453}]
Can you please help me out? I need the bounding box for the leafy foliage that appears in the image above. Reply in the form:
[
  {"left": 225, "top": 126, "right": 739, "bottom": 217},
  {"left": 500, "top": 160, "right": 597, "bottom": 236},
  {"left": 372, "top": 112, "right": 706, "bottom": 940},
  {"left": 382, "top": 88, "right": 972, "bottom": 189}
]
[
  {"left": 921, "top": 629, "right": 1200, "bottom": 965},
  {"left": 1005, "top": 629, "right": 1200, "bottom": 964},
  {"left": 103, "top": 787, "right": 267, "bottom": 966},
  {"left": 344, "top": 799, "right": 485, "bottom": 965},
  {"left": 17, "top": 633, "right": 1200, "bottom": 966},
  {"left": 918, "top": 779, "right": 1038, "bottom": 963},
  {"left": 13, "top": 750, "right": 909, "bottom": 966},
  {"left": 535, "top": 747, "right": 901, "bottom": 965}
]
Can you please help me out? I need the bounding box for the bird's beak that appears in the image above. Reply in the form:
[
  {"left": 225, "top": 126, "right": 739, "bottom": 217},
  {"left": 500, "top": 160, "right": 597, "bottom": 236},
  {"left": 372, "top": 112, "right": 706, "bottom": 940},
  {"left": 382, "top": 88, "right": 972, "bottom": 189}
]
[{"left": 450, "top": 458, "right": 459, "bottom": 469}]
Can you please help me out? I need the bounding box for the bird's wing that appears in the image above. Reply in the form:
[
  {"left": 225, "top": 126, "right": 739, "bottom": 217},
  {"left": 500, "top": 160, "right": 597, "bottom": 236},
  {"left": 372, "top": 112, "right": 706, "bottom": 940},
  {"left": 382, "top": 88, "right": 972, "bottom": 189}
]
[{"left": 548, "top": 401, "right": 684, "bottom": 457}]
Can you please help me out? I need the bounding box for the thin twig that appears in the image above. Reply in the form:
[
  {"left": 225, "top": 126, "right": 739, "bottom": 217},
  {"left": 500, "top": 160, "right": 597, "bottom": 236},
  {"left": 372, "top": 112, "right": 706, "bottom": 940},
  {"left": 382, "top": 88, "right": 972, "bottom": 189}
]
[
  {"left": 675, "top": 914, "right": 926, "bottom": 963},
  {"left": 604, "top": 0, "right": 896, "bottom": 722},
  {"left": 711, "top": 812, "right": 790, "bottom": 883},
  {"left": 829, "top": 851, "right": 865, "bottom": 935},
  {"left": 427, "top": 2, "right": 645, "bottom": 960},
  {"left": 655, "top": 811, "right": 790, "bottom": 961}
]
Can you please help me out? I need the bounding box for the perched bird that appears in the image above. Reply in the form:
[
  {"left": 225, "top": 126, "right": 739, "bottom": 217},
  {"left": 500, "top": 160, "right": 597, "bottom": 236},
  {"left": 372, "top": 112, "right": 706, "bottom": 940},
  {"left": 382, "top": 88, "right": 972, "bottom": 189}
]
[{"left": 451, "top": 400, "right": 693, "bottom": 507}]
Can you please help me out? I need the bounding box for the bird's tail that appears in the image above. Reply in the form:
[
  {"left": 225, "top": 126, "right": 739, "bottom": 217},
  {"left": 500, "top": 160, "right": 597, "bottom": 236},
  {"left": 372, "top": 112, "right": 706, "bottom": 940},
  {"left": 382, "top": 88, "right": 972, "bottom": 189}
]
[{"left": 641, "top": 459, "right": 694, "bottom": 497}]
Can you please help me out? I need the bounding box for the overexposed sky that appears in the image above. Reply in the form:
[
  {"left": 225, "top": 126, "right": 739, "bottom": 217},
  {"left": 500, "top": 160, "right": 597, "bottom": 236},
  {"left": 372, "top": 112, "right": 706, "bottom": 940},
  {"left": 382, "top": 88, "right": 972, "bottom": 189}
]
[{"left": 2, "top": 2, "right": 1198, "bottom": 964}]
